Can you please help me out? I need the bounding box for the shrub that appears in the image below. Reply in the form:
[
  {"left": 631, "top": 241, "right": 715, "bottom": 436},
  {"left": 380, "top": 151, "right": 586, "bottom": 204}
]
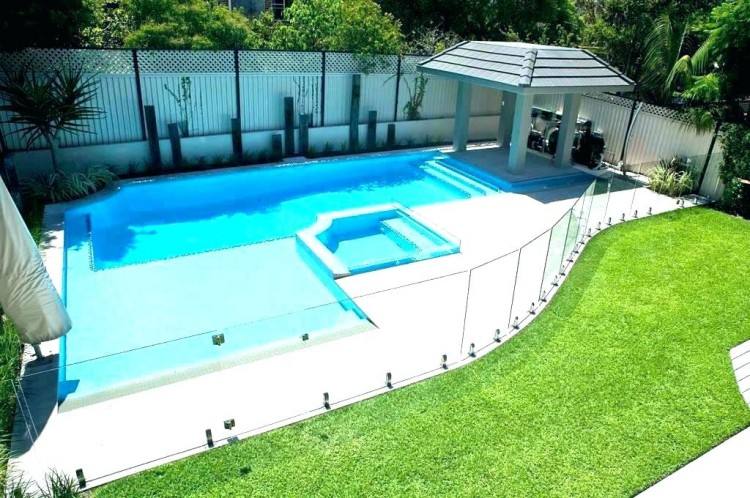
[
  {"left": 648, "top": 157, "right": 696, "bottom": 197},
  {"left": 718, "top": 123, "right": 750, "bottom": 214},
  {"left": 3, "top": 467, "right": 82, "bottom": 498},
  {"left": 24, "top": 166, "right": 118, "bottom": 203},
  {"left": 38, "top": 469, "right": 83, "bottom": 498}
]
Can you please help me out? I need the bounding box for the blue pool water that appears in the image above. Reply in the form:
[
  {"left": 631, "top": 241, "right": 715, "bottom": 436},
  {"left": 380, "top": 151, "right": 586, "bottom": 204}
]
[
  {"left": 60, "top": 151, "right": 493, "bottom": 408},
  {"left": 85, "top": 153, "right": 490, "bottom": 270}
]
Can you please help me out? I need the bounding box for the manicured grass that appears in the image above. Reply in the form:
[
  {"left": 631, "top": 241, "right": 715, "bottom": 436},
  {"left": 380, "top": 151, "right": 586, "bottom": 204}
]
[{"left": 97, "top": 208, "right": 750, "bottom": 498}]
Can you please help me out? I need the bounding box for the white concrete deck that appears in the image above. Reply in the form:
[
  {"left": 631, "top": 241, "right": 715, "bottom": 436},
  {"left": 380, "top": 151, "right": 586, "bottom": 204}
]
[
  {"left": 8, "top": 146, "right": 693, "bottom": 489},
  {"left": 450, "top": 146, "right": 580, "bottom": 182},
  {"left": 731, "top": 340, "right": 750, "bottom": 408}
]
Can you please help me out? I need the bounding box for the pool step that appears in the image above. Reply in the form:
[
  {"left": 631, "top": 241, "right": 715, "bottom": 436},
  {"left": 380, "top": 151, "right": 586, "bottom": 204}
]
[
  {"left": 423, "top": 161, "right": 496, "bottom": 196},
  {"left": 382, "top": 217, "right": 441, "bottom": 253}
]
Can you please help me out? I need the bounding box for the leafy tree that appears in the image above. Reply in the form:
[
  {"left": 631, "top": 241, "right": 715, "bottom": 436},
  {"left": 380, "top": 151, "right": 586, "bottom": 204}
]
[
  {"left": 0, "top": 0, "right": 100, "bottom": 50},
  {"left": 660, "top": 1, "right": 750, "bottom": 214},
  {"left": 376, "top": 0, "right": 481, "bottom": 37},
  {"left": 641, "top": 13, "right": 691, "bottom": 103},
  {"left": 377, "top": 0, "right": 580, "bottom": 46},
  {"left": 404, "top": 28, "right": 462, "bottom": 55},
  {"left": 264, "top": 0, "right": 404, "bottom": 54},
  {"left": 81, "top": 0, "right": 132, "bottom": 48},
  {"left": 122, "top": 0, "right": 257, "bottom": 49},
  {"left": 669, "top": 0, "right": 750, "bottom": 123},
  {"left": 579, "top": 0, "right": 719, "bottom": 90},
  {"left": 717, "top": 124, "right": 750, "bottom": 215}
]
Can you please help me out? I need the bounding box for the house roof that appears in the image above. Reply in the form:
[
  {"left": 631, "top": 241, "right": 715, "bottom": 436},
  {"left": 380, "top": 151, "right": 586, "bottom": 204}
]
[{"left": 417, "top": 41, "right": 635, "bottom": 94}]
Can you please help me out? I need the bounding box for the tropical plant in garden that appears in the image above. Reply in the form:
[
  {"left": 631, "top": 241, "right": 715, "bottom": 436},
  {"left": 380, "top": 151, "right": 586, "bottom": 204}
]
[
  {"left": 0, "top": 65, "right": 117, "bottom": 202},
  {"left": 402, "top": 73, "right": 428, "bottom": 120},
  {"left": 648, "top": 156, "right": 696, "bottom": 197},
  {"left": 659, "top": 0, "right": 750, "bottom": 128},
  {"left": 0, "top": 65, "right": 102, "bottom": 172},
  {"left": 642, "top": 13, "right": 691, "bottom": 104},
  {"left": 717, "top": 123, "right": 750, "bottom": 215},
  {"left": 163, "top": 76, "right": 194, "bottom": 136},
  {"left": 24, "top": 166, "right": 117, "bottom": 203},
  {"left": 4, "top": 467, "right": 83, "bottom": 498}
]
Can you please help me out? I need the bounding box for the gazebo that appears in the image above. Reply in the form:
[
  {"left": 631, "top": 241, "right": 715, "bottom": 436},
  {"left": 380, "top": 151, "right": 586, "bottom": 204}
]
[{"left": 417, "top": 41, "right": 635, "bottom": 173}]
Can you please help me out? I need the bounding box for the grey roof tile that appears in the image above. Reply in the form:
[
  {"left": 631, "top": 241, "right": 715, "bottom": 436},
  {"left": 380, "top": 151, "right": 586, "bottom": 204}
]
[{"left": 419, "top": 41, "right": 634, "bottom": 91}]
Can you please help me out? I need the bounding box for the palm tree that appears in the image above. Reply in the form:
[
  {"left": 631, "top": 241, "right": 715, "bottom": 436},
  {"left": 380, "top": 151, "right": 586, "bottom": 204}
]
[
  {"left": 642, "top": 13, "right": 691, "bottom": 103},
  {"left": 643, "top": 12, "right": 723, "bottom": 133},
  {"left": 0, "top": 65, "right": 103, "bottom": 172}
]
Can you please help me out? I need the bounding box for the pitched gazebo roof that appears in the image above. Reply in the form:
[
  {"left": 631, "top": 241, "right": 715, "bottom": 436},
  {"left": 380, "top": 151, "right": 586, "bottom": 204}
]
[{"left": 418, "top": 41, "right": 635, "bottom": 94}]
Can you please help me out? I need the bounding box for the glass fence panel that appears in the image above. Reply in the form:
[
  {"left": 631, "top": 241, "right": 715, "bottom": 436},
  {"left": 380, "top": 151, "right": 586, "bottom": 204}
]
[
  {"left": 540, "top": 210, "right": 571, "bottom": 294},
  {"left": 605, "top": 174, "right": 636, "bottom": 224},
  {"left": 562, "top": 196, "right": 584, "bottom": 262},
  {"left": 5, "top": 375, "right": 57, "bottom": 491},
  {"left": 630, "top": 176, "right": 677, "bottom": 218},
  {"left": 462, "top": 251, "right": 519, "bottom": 350},
  {"left": 574, "top": 181, "right": 596, "bottom": 243},
  {"left": 509, "top": 230, "right": 552, "bottom": 326},
  {"left": 330, "top": 271, "right": 470, "bottom": 393},
  {"left": 9, "top": 267, "right": 474, "bottom": 489},
  {"left": 587, "top": 175, "right": 612, "bottom": 230}
]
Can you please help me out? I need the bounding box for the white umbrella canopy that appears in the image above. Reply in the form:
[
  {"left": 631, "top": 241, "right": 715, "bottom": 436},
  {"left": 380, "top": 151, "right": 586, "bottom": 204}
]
[{"left": 0, "top": 180, "right": 71, "bottom": 344}]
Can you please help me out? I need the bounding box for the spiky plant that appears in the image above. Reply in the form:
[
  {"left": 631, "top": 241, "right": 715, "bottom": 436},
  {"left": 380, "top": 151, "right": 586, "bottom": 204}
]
[
  {"left": 0, "top": 65, "right": 103, "bottom": 172},
  {"left": 24, "top": 166, "right": 118, "bottom": 203},
  {"left": 642, "top": 13, "right": 690, "bottom": 103},
  {"left": 648, "top": 158, "right": 696, "bottom": 197},
  {"left": 38, "top": 469, "right": 83, "bottom": 498}
]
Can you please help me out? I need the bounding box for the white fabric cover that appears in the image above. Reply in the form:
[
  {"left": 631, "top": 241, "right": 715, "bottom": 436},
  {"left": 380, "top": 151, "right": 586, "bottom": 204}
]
[{"left": 0, "top": 180, "right": 71, "bottom": 344}]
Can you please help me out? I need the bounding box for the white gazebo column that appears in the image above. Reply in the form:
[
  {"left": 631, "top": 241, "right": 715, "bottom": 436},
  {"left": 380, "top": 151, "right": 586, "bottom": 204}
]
[
  {"left": 453, "top": 81, "right": 473, "bottom": 152},
  {"left": 508, "top": 92, "right": 533, "bottom": 173},
  {"left": 554, "top": 93, "right": 582, "bottom": 167},
  {"left": 497, "top": 91, "right": 516, "bottom": 148}
]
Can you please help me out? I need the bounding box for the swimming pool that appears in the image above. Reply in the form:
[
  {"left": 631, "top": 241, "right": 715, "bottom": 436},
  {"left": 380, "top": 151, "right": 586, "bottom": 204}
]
[{"left": 59, "top": 151, "right": 494, "bottom": 408}]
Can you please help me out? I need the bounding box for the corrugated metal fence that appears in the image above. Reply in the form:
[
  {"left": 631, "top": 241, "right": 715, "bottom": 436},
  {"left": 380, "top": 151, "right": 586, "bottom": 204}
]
[
  {"left": 533, "top": 93, "right": 716, "bottom": 167},
  {"left": 0, "top": 48, "right": 719, "bottom": 174}
]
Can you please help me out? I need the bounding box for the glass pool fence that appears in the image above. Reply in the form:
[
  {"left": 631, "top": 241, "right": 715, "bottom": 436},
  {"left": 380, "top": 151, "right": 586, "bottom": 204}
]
[{"left": 4, "top": 170, "right": 705, "bottom": 489}]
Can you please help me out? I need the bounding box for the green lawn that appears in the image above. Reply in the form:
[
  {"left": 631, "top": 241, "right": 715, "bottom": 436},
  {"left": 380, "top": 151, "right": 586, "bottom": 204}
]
[{"left": 97, "top": 208, "right": 750, "bottom": 498}]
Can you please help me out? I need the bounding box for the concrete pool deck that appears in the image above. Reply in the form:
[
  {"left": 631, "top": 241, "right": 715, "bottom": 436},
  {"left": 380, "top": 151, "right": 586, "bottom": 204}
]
[{"left": 8, "top": 145, "right": 695, "bottom": 489}]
